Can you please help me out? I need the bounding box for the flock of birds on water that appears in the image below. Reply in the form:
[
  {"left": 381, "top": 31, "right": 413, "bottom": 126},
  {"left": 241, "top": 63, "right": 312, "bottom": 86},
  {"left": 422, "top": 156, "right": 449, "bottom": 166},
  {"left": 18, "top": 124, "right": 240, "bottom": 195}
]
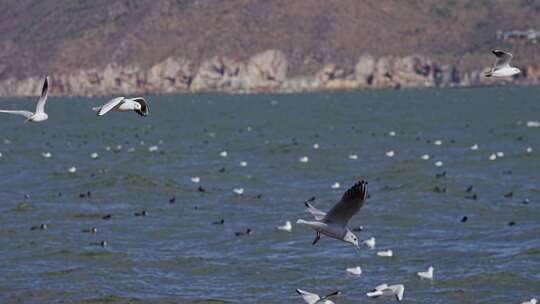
[{"left": 0, "top": 49, "right": 537, "bottom": 304}]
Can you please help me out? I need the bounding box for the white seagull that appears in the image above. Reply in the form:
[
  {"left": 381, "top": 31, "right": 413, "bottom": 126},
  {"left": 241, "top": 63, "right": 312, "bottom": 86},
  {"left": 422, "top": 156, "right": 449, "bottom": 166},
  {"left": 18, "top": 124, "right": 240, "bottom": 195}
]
[
  {"left": 0, "top": 76, "right": 49, "bottom": 122},
  {"left": 363, "top": 237, "right": 376, "bottom": 249},
  {"left": 485, "top": 50, "right": 520, "bottom": 78},
  {"left": 377, "top": 250, "right": 393, "bottom": 257},
  {"left": 296, "top": 289, "right": 340, "bottom": 304},
  {"left": 366, "top": 284, "right": 404, "bottom": 302},
  {"left": 277, "top": 221, "right": 292, "bottom": 232},
  {"left": 296, "top": 180, "right": 368, "bottom": 247},
  {"left": 93, "top": 97, "right": 149, "bottom": 117},
  {"left": 346, "top": 266, "right": 362, "bottom": 276},
  {"left": 521, "top": 298, "right": 537, "bottom": 304},
  {"left": 417, "top": 266, "right": 434, "bottom": 280}
]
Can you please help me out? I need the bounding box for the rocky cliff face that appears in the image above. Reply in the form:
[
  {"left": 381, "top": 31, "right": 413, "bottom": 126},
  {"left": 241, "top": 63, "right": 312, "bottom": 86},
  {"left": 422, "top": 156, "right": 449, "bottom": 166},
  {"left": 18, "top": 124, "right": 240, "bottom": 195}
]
[{"left": 1, "top": 49, "right": 538, "bottom": 97}]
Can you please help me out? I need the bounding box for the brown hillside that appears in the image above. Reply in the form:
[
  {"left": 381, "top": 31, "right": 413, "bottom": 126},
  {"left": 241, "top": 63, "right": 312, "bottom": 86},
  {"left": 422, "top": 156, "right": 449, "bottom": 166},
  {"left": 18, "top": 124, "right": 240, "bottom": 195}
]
[{"left": 1, "top": 0, "right": 540, "bottom": 80}]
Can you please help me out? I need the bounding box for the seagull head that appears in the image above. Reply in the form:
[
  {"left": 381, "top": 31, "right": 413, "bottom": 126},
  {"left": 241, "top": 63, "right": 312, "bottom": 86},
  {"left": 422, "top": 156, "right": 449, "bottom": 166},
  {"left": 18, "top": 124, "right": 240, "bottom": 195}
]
[{"left": 344, "top": 230, "right": 359, "bottom": 247}]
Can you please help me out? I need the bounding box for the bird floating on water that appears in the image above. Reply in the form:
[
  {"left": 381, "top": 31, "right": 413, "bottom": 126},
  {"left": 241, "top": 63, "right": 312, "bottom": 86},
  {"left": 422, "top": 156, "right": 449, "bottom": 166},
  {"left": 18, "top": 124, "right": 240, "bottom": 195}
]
[
  {"left": 93, "top": 97, "right": 149, "bottom": 117},
  {"left": 233, "top": 188, "right": 244, "bottom": 195},
  {"left": 0, "top": 76, "right": 49, "bottom": 122},
  {"left": 485, "top": 50, "right": 520, "bottom": 78},
  {"left": 299, "top": 156, "right": 309, "bottom": 163},
  {"left": 377, "top": 250, "right": 393, "bottom": 257},
  {"left": 363, "top": 237, "right": 376, "bottom": 249},
  {"left": 297, "top": 180, "right": 368, "bottom": 247},
  {"left": 277, "top": 221, "right": 292, "bottom": 232},
  {"left": 346, "top": 266, "right": 362, "bottom": 276},
  {"left": 417, "top": 266, "right": 434, "bottom": 280}
]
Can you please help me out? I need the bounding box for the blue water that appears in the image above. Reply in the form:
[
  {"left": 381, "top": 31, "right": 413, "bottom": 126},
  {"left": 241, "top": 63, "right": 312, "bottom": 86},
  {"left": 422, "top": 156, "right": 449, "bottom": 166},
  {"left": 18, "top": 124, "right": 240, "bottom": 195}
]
[{"left": 0, "top": 86, "right": 539, "bottom": 303}]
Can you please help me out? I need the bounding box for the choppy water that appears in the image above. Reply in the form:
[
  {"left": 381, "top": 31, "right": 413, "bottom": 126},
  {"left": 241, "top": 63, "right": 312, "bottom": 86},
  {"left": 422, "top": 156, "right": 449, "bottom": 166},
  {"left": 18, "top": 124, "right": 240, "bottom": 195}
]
[{"left": 0, "top": 87, "right": 539, "bottom": 304}]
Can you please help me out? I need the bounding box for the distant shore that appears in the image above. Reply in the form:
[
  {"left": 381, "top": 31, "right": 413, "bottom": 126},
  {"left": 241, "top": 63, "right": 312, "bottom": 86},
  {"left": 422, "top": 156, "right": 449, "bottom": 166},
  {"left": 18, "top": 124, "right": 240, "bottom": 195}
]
[{"left": 1, "top": 49, "right": 539, "bottom": 98}]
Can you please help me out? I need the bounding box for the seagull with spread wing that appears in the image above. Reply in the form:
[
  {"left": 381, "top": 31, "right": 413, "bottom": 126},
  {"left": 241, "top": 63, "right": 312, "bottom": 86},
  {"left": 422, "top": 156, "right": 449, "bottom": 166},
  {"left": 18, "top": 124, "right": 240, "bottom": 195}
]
[
  {"left": 296, "top": 289, "right": 340, "bottom": 304},
  {"left": 93, "top": 97, "right": 149, "bottom": 117},
  {"left": 0, "top": 76, "right": 49, "bottom": 122},
  {"left": 366, "top": 283, "right": 404, "bottom": 302},
  {"left": 296, "top": 180, "right": 368, "bottom": 247},
  {"left": 485, "top": 50, "right": 520, "bottom": 78}
]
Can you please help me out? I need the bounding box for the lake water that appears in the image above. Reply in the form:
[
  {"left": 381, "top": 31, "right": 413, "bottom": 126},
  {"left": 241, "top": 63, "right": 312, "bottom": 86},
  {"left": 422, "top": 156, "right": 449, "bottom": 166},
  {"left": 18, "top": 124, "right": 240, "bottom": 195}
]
[{"left": 0, "top": 87, "right": 539, "bottom": 304}]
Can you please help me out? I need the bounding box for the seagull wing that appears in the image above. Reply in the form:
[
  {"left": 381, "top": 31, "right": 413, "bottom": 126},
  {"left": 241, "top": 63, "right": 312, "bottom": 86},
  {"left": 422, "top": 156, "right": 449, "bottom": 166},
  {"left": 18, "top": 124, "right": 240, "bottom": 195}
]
[
  {"left": 96, "top": 97, "right": 125, "bottom": 116},
  {"left": 304, "top": 201, "right": 326, "bottom": 220},
  {"left": 492, "top": 50, "right": 513, "bottom": 69},
  {"left": 324, "top": 180, "right": 368, "bottom": 226},
  {"left": 131, "top": 97, "right": 149, "bottom": 116},
  {"left": 296, "top": 289, "right": 320, "bottom": 304},
  {"left": 388, "top": 285, "right": 404, "bottom": 302},
  {"left": 318, "top": 290, "right": 341, "bottom": 302},
  {"left": 0, "top": 110, "right": 34, "bottom": 118},
  {"left": 35, "top": 76, "right": 49, "bottom": 114}
]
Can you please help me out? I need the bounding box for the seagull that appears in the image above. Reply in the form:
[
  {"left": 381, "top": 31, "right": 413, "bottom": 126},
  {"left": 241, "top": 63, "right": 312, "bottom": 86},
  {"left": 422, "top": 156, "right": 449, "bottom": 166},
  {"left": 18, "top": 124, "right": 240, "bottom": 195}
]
[
  {"left": 366, "top": 284, "right": 404, "bottom": 302},
  {"left": 296, "top": 289, "right": 340, "bottom": 304},
  {"left": 377, "top": 250, "right": 393, "bottom": 257},
  {"left": 0, "top": 76, "right": 49, "bottom": 122},
  {"left": 277, "top": 221, "right": 292, "bottom": 232},
  {"left": 417, "top": 266, "right": 434, "bottom": 280},
  {"left": 296, "top": 180, "right": 368, "bottom": 247},
  {"left": 521, "top": 298, "right": 537, "bottom": 304},
  {"left": 233, "top": 188, "right": 244, "bottom": 195},
  {"left": 93, "top": 97, "right": 149, "bottom": 117},
  {"left": 385, "top": 150, "right": 395, "bottom": 157},
  {"left": 299, "top": 156, "right": 309, "bottom": 163},
  {"left": 346, "top": 266, "right": 362, "bottom": 276},
  {"left": 363, "top": 237, "right": 376, "bottom": 249},
  {"left": 485, "top": 50, "right": 520, "bottom": 78}
]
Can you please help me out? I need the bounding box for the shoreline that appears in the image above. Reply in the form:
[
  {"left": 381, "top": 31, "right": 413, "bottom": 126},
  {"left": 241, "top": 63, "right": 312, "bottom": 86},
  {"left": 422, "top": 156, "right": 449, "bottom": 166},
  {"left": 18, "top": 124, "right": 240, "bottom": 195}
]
[{"left": 1, "top": 49, "right": 539, "bottom": 98}]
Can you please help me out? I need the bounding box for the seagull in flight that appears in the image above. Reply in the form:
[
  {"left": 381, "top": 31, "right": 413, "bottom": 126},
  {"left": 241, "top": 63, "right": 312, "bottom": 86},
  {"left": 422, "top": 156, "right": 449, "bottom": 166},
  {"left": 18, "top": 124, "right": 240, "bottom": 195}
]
[
  {"left": 366, "top": 284, "right": 404, "bottom": 302},
  {"left": 296, "top": 289, "right": 340, "bottom": 304},
  {"left": 485, "top": 50, "right": 520, "bottom": 78},
  {"left": 93, "top": 97, "right": 149, "bottom": 117},
  {"left": 0, "top": 76, "right": 49, "bottom": 122},
  {"left": 297, "top": 180, "right": 368, "bottom": 247}
]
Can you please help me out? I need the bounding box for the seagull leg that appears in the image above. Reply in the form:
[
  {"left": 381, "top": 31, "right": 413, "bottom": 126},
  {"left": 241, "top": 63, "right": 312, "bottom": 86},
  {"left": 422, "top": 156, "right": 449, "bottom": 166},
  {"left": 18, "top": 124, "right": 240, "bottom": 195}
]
[{"left": 312, "top": 231, "right": 321, "bottom": 245}]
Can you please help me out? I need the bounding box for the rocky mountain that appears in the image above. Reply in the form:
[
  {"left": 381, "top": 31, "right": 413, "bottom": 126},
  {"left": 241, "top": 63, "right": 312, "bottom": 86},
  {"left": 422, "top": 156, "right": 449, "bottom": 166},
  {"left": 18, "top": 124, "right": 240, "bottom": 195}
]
[{"left": 1, "top": 0, "right": 540, "bottom": 96}]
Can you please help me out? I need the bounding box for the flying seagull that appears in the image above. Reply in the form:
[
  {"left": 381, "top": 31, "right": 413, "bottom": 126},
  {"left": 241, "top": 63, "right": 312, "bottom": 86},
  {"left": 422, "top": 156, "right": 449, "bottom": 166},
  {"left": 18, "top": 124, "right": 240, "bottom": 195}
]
[
  {"left": 485, "top": 50, "right": 520, "bottom": 78},
  {"left": 0, "top": 76, "right": 49, "bottom": 122},
  {"left": 296, "top": 289, "right": 340, "bottom": 304},
  {"left": 366, "top": 284, "right": 405, "bottom": 302},
  {"left": 297, "top": 180, "right": 368, "bottom": 247},
  {"left": 93, "top": 97, "right": 149, "bottom": 117}
]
